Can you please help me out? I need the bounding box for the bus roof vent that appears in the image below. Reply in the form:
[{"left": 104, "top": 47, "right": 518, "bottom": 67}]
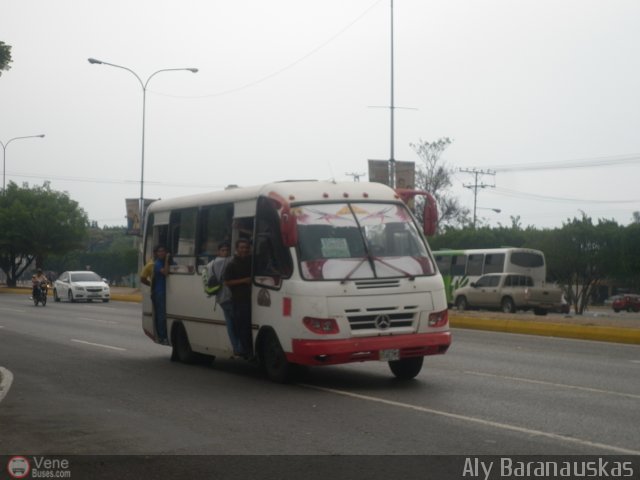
[{"left": 225, "top": 184, "right": 239, "bottom": 190}]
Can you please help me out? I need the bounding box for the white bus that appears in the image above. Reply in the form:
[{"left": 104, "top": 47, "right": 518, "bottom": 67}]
[
  {"left": 141, "top": 180, "right": 450, "bottom": 382},
  {"left": 433, "top": 247, "right": 547, "bottom": 304}
]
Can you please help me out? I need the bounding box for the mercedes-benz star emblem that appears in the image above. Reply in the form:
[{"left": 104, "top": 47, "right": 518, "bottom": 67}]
[{"left": 374, "top": 314, "right": 391, "bottom": 330}]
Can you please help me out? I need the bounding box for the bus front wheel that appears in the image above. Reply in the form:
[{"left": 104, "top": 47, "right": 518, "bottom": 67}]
[
  {"left": 260, "top": 331, "right": 295, "bottom": 383},
  {"left": 389, "top": 356, "right": 424, "bottom": 380}
]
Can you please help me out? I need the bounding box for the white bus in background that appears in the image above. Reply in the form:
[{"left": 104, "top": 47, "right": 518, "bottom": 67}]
[
  {"left": 141, "top": 180, "right": 450, "bottom": 382},
  {"left": 433, "top": 247, "right": 547, "bottom": 304}
]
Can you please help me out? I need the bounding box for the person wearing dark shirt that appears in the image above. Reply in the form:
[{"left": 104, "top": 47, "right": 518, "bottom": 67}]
[
  {"left": 224, "top": 238, "right": 253, "bottom": 357},
  {"left": 153, "top": 245, "right": 170, "bottom": 345}
]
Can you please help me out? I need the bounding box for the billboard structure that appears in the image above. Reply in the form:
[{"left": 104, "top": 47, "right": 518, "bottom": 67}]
[
  {"left": 125, "top": 198, "right": 155, "bottom": 236},
  {"left": 368, "top": 160, "right": 415, "bottom": 189}
]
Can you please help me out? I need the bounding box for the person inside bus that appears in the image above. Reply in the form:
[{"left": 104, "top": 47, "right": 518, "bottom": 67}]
[
  {"left": 208, "top": 242, "right": 243, "bottom": 356},
  {"left": 152, "top": 245, "right": 170, "bottom": 345},
  {"left": 224, "top": 238, "right": 253, "bottom": 358}
]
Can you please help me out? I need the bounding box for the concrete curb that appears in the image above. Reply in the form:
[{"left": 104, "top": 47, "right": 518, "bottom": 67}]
[
  {"left": 450, "top": 315, "right": 640, "bottom": 345},
  {"left": 0, "top": 367, "right": 14, "bottom": 404},
  {"left": 0, "top": 287, "right": 142, "bottom": 303}
]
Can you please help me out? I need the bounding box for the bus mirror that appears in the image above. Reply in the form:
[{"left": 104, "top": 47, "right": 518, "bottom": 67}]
[
  {"left": 280, "top": 210, "right": 298, "bottom": 247},
  {"left": 423, "top": 193, "right": 438, "bottom": 237},
  {"left": 395, "top": 188, "right": 438, "bottom": 237}
]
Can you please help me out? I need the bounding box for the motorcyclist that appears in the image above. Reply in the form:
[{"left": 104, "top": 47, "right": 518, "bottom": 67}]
[{"left": 31, "top": 268, "right": 49, "bottom": 299}]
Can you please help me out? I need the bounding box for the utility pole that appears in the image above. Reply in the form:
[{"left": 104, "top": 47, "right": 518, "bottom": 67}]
[
  {"left": 460, "top": 168, "right": 496, "bottom": 228},
  {"left": 345, "top": 172, "right": 365, "bottom": 182}
]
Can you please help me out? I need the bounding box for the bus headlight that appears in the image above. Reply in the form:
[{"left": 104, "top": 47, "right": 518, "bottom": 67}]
[
  {"left": 303, "top": 317, "right": 340, "bottom": 334},
  {"left": 428, "top": 310, "right": 448, "bottom": 328}
]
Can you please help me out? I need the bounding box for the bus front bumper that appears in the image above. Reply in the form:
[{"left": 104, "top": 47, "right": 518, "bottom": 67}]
[{"left": 287, "top": 331, "right": 451, "bottom": 366}]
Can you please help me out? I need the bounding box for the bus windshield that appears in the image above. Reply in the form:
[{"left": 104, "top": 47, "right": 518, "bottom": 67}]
[{"left": 295, "top": 202, "right": 435, "bottom": 280}]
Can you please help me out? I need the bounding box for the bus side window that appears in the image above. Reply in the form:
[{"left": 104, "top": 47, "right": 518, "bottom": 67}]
[
  {"left": 467, "top": 254, "right": 484, "bottom": 276},
  {"left": 169, "top": 208, "right": 198, "bottom": 273},
  {"left": 451, "top": 255, "right": 466, "bottom": 276},
  {"left": 484, "top": 253, "right": 505, "bottom": 274},
  {"left": 197, "top": 203, "right": 233, "bottom": 268}
]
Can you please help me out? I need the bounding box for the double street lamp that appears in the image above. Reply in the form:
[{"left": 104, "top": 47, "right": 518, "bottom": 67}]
[
  {"left": 1, "top": 134, "right": 46, "bottom": 193},
  {"left": 87, "top": 58, "right": 198, "bottom": 235}
]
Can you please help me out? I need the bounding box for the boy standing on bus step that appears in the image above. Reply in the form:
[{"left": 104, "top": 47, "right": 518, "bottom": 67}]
[
  {"left": 224, "top": 239, "right": 253, "bottom": 357},
  {"left": 153, "top": 245, "right": 170, "bottom": 345},
  {"left": 209, "top": 242, "right": 242, "bottom": 355}
]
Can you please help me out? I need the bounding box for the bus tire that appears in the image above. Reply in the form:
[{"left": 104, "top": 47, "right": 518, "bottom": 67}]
[
  {"left": 533, "top": 307, "right": 548, "bottom": 316},
  {"left": 389, "top": 356, "right": 424, "bottom": 380},
  {"left": 501, "top": 297, "right": 516, "bottom": 313},
  {"left": 171, "top": 323, "right": 197, "bottom": 364},
  {"left": 260, "top": 330, "right": 294, "bottom": 383},
  {"left": 455, "top": 296, "right": 468, "bottom": 311}
]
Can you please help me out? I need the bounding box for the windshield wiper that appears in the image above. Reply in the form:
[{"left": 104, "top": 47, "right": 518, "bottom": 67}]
[
  {"left": 340, "top": 257, "right": 369, "bottom": 284},
  {"left": 370, "top": 256, "right": 415, "bottom": 280}
]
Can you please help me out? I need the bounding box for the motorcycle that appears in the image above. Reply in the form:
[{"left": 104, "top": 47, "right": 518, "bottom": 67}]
[{"left": 33, "top": 281, "right": 49, "bottom": 306}]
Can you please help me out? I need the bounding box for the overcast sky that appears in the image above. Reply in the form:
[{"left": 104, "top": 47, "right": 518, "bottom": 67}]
[{"left": 2, "top": 0, "right": 639, "bottom": 229}]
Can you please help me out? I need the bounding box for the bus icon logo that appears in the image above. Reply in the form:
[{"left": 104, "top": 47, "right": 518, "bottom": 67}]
[{"left": 7, "top": 456, "right": 30, "bottom": 479}]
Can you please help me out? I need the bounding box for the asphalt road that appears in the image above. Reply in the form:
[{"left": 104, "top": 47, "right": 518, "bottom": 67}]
[{"left": 1, "top": 293, "right": 639, "bottom": 455}]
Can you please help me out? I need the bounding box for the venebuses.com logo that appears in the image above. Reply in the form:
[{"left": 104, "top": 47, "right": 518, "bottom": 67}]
[{"left": 6, "top": 456, "right": 30, "bottom": 479}]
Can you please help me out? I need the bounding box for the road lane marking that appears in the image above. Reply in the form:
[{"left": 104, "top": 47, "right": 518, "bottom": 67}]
[
  {"left": 77, "top": 317, "right": 119, "bottom": 325},
  {"left": 70, "top": 339, "right": 126, "bottom": 351},
  {"left": 300, "top": 384, "right": 640, "bottom": 455},
  {"left": 0, "top": 307, "right": 27, "bottom": 313},
  {"left": 465, "top": 371, "right": 640, "bottom": 400},
  {"left": 631, "top": 360, "right": 640, "bottom": 364}
]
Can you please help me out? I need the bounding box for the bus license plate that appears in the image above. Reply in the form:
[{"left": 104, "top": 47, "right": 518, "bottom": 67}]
[{"left": 379, "top": 349, "right": 400, "bottom": 361}]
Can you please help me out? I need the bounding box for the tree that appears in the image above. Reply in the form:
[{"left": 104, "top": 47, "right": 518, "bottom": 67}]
[
  {"left": 411, "top": 137, "right": 470, "bottom": 231},
  {"left": 0, "top": 182, "right": 88, "bottom": 286},
  {"left": 0, "top": 41, "right": 12, "bottom": 76},
  {"left": 538, "top": 215, "right": 621, "bottom": 314}
]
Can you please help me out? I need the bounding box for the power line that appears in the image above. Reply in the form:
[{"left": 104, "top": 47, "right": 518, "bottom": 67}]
[
  {"left": 492, "top": 186, "right": 640, "bottom": 204},
  {"left": 7, "top": 172, "right": 226, "bottom": 189},
  {"left": 466, "top": 153, "right": 640, "bottom": 173},
  {"left": 150, "top": 0, "right": 384, "bottom": 100}
]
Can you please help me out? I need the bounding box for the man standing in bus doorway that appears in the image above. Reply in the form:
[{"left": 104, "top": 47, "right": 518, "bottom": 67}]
[
  {"left": 209, "top": 242, "right": 242, "bottom": 356},
  {"left": 153, "top": 245, "right": 170, "bottom": 345},
  {"left": 224, "top": 238, "right": 253, "bottom": 358}
]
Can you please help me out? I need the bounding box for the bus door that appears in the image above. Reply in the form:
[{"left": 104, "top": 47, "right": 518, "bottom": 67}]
[
  {"left": 251, "top": 197, "right": 294, "bottom": 345},
  {"left": 142, "top": 210, "right": 169, "bottom": 341}
]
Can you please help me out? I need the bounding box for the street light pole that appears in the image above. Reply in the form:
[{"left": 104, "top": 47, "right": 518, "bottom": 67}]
[
  {"left": 87, "top": 58, "right": 198, "bottom": 236},
  {"left": 1, "top": 134, "right": 46, "bottom": 193}
]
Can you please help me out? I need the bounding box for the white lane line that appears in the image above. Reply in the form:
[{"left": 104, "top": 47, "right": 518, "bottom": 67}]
[
  {"left": 631, "top": 360, "right": 640, "bottom": 364},
  {"left": 0, "top": 307, "right": 26, "bottom": 313},
  {"left": 0, "top": 326, "right": 4, "bottom": 328},
  {"left": 77, "top": 317, "right": 118, "bottom": 325},
  {"left": 300, "top": 384, "right": 640, "bottom": 455},
  {"left": 70, "top": 339, "right": 126, "bottom": 351},
  {"left": 465, "top": 371, "right": 640, "bottom": 400}
]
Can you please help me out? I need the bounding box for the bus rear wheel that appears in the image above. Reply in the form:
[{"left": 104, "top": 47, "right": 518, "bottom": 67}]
[
  {"left": 260, "top": 331, "right": 295, "bottom": 383},
  {"left": 171, "top": 323, "right": 196, "bottom": 364},
  {"left": 389, "top": 356, "right": 424, "bottom": 380}
]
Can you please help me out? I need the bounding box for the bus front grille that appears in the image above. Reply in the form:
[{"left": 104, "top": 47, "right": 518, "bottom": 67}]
[{"left": 347, "top": 312, "right": 414, "bottom": 330}]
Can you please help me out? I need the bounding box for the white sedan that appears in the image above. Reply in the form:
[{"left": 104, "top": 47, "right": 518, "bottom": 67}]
[{"left": 53, "top": 271, "right": 111, "bottom": 303}]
